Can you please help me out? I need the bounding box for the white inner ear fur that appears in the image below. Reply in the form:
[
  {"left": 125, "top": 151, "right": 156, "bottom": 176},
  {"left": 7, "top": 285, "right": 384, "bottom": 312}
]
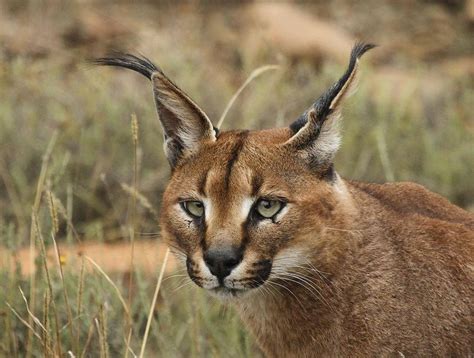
[
  {"left": 152, "top": 73, "right": 215, "bottom": 149},
  {"left": 303, "top": 112, "right": 341, "bottom": 164},
  {"left": 286, "top": 54, "right": 361, "bottom": 163}
]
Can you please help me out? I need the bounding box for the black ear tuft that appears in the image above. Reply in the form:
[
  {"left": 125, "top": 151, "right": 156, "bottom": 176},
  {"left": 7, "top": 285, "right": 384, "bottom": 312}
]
[
  {"left": 290, "top": 42, "right": 376, "bottom": 134},
  {"left": 351, "top": 42, "right": 377, "bottom": 61},
  {"left": 92, "top": 52, "right": 161, "bottom": 80}
]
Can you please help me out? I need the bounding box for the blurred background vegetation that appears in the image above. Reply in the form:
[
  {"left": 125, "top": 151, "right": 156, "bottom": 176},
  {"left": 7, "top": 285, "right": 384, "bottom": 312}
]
[{"left": 0, "top": 1, "right": 472, "bottom": 357}]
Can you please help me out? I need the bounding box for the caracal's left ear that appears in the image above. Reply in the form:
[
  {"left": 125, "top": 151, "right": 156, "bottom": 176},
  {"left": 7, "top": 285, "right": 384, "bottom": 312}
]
[
  {"left": 284, "top": 42, "right": 375, "bottom": 174},
  {"left": 93, "top": 53, "right": 216, "bottom": 168}
]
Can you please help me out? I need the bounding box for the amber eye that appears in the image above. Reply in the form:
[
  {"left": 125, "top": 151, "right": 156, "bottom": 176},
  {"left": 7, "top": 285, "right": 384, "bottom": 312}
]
[
  {"left": 182, "top": 201, "right": 204, "bottom": 218},
  {"left": 256, "top": 199, "right": 283, "bottom": 219}
]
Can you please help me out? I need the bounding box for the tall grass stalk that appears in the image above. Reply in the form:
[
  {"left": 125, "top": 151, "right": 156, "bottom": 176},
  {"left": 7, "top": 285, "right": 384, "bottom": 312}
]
[
  {"left": 76, "top": 257, "right": 85, "bottom": 321},
  {"left": 139, "top": 248, "right": 170, "bottom": 358},
  {"left": 6, "top": 303, "right": 44, "bottom": 347},
  {"left": 375, "top": 128, "right": 395, "bottom": 182},
  {"left": 80, "top": 314, "right": 97, "bottom": 358},
  {"left": 97, "top": 305, "right": 109, "bottom": 358},
  {"left": 42, "top": 291, "right": 51, "bottom": 357},
  {"left": 128, "top": 114, "right": 139, "bottom": 304},
  {"left": 26, "top": 131, "right": 57, "bottom": 357},
  {"left": 33, "top": 212, "right": 62, "bottom": 357},
  {"left": 217, "top": 65, "right": 280, "bottom": 129},
  {"left": 83, "top": 256, "right": 131, "bottom": 320},
  {"left": 126, "top": 113, "right": 140, "bottom": 357},
  {"left": 51, "top": 229, "right": 77, "bottom": 355}
]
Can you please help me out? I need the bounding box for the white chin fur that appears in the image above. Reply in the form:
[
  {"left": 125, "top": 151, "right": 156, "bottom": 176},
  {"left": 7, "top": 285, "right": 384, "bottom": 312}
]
[{"left": 207, "top": 287, "right": 250, "bottom": 300}]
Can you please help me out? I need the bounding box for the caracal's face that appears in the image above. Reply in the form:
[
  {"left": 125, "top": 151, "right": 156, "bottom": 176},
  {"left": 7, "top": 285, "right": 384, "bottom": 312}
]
[
  {"left": 160, "top": 129, "right": 340, "bottom": 299},
  {"left": 95, "top": 43, "right": 373, "bottom": 299}
]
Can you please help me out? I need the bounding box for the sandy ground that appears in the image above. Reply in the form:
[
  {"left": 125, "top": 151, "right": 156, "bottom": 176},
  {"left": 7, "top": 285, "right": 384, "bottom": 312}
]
[{"left": 0, "top": 240, "right": 177, "bottom": 276}]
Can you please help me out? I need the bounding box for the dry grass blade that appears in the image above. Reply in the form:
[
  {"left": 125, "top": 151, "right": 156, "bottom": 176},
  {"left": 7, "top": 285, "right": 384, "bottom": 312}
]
[
  {"left": 217, "top": 65, "right": 280, "bottom": 129},
  {"left": 6, "top": 303, "right": 43, "bottom": 342},
  {"left": 76, "top": 257, "right": 85, "bottom": 318},
  {"left": 126, "top": 113, "right": 140, "bottom": 358},
  {"left": 42, "top": 291, "right": 51, "bottom": 357},
  {"left": 124, "top": 333, "right": 138, "bottom": 358},
  {"left": 83, "top": 256, "right": 131, "bottom": 320},
  {"left": 51, "top": 231, "right": 77, "bottom": 355},
  {"left": 18, "top": 287, "right": 47, "bottom": 334},
  {"left": 129, "top": 114, "right": 139, "bottom": 300},
  {"left": 33, "top": 212, "right": 63, "bottom": 357},
  {"left": 80, "top": 317, "right": 96, "bottom": 358},
  {"left": 97, "top": 306, "right": 109, "bottom": 358},
  {"left": 375, "top": 128, "right": 395, "bottom": 181},
  {"left": 124, "top": 329, "right": 137, "bottom": 358},
  {"left": 46, "top": 191, "right": 59, "bottom": 235},
  {"left": 27, "top": 131, "right": 57, "bottom": 358},
  {"left": 139, "top": 248, "right": 170, "bottom": 358},
  {"left": 120, "top": 183, "right": 158, "bottom": 217},
  {"left": 49, "top": 189, "right": 81, "bottom": 244}
]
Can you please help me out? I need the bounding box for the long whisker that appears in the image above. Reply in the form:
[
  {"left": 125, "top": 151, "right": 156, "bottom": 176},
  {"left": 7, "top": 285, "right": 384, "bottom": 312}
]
[
  {"left": 162, "top": 273, "right": 189, "bottom": 283},
  {"left": 271, "top": 271, "right": 334, "bottom": 311},
  {"left": 264, "top": 280, "right": 307, "bottom": 312},
  {"left": 172, "top": 279, "right": 195, "bottom": 293}
]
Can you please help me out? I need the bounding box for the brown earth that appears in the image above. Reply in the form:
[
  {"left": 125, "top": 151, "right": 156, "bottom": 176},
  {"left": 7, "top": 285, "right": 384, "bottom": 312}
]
[{"left": 0, "top": 240, "right": 176, "bottom": 276}]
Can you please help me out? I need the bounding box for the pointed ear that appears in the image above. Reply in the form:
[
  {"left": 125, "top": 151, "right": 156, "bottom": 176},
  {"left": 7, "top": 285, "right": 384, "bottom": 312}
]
[
  {"left": 93, "top": 53, "right": 216, "bottom": 167},
  {"left": 284, "top": 43, "right": 375, "bottom": 173}
]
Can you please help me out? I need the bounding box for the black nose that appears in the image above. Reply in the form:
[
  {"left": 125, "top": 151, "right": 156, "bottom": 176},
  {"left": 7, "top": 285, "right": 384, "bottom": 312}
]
[{"left": 203, "top": 247, "right": 243, "bottom": 281}]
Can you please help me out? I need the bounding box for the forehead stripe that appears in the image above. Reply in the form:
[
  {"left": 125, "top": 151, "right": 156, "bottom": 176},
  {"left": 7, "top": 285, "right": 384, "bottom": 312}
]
[
  {"left": 251, "top": 174, "right": 263, "bottom": 197},
  {"left": 223, "top": 131, "right": 249, "bottom": 192},
  {"left": 198, "top": 170, "right": 209, "bottom": 196}
]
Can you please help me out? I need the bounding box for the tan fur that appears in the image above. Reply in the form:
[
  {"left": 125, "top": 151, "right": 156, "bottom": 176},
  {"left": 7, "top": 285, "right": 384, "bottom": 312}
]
[
  {"left": 97, "top": 46, "right": 473, "bottom": 357},
  {"left": 159, "top": 129, "right": 473, "bottom": 357}
]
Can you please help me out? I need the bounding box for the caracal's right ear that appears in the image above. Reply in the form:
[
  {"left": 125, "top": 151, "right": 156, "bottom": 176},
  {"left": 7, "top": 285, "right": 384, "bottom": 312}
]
[
  {"left": 93, "top": 53, "right": 216, "bottom": 168},
  {"left": 284, "top": 43, "right": 375, "bottom": 175}
]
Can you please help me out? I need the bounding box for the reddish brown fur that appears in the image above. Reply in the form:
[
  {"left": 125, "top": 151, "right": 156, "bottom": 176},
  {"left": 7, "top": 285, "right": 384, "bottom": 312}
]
[
  {"left": 159, "top": 129, "right": 473, "bottom": 357},
  {"left": 97, "top": 46, "right": 473, "bottom": 357}
]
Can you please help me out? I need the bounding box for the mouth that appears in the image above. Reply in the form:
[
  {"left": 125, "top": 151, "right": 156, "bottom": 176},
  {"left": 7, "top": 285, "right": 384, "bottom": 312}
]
[{"left": 186, "top": 257, "right": 273, "bottom": 299}]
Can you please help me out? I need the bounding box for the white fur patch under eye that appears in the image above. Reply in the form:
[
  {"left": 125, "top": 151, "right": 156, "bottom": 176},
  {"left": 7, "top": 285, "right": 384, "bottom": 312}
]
[
  {"left": 274, "top": 204, "right": 289, "bottom": 222},
  {"left": 202, "top": 198, "right": 212, "bottom": 221},
  {"left": 177, "top": 203, "right": 190, "bottom": 220},
  {"left": 241, "top": 197, "right": 255, "bottom": 220}
]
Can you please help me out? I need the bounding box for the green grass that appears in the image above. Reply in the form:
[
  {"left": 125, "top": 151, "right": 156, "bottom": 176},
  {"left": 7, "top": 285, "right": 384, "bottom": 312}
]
[
  {"left": 0, "top": 41, "right": 472, "bottom": 357},
  {"left": 0, "top": 254, "right": 256, "bottom": 357}
]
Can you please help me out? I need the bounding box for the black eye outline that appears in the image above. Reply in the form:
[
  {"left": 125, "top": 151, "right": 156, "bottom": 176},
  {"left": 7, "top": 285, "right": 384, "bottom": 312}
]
[
  {"left": 180, "top": 200, "right": 205, "bottom": 219},
  {"left": 252, "top": 197, "right": 287, "bottom": 221}
]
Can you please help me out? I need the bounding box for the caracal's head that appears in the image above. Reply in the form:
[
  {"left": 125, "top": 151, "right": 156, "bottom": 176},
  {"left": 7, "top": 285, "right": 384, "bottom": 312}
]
[{"left": 96, "top": 43, "right": 374, "bottom": 299}]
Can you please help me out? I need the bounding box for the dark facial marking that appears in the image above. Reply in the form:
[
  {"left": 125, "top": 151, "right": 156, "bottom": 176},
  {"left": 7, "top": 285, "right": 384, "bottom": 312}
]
[
  {"left": 251, "top": 174, "right": 263, "bottom": 197},
  {"left": 199, "top": 213, "right": 208, "bottom": 251},
  {"left": 320, "top": 163, "right": 336, "bottom": 182},
  {"left": 223, "top": 131, "right": 249, "bottom": 192},
  {"left": 247, "top": 260, "right": 272, "bottom": 288},
  {"left": 186, "top": 257, "right": 204, "bottom": 287},
  {"left": 240, "top": 214, "right": 251, "bottom": 254},
  {"left": 198, "top": 170, "right": 209, "bottom": 196}
]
